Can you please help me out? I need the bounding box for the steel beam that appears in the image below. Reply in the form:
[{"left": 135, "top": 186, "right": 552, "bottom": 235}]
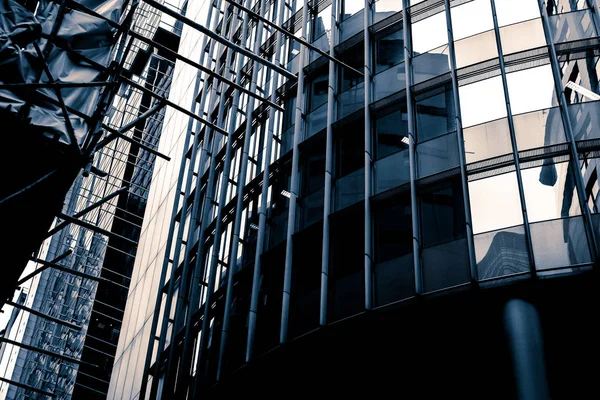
[
  {"left": 402, "top": 0, "right": 423, "bottom": 295},
  {"left": 141, "top": 0, "right": 298, "bottom": 81},
  {"left": 128, "top": 30, "right": 284, "bottom": 113},
  {"left": 0, "top": 338, "right": 96, "bottom": 367},
  {"left": 0, "top": 81, "right": 115, "bottom": 90},
  {"left": 0, "top": 376, "right": 56, "bottom": 398},
  {"left": 6, "top": 301, "right": 82, "bottom": 331},
  {"left": 57, "top": 213, "right": 138, "bottom": 247},
  {"left": 280, "top": 0, "right": 309, "bottom": 344},
  {"left": 45, "top": 187, "right": 129, "bottom": 239},
  {"left": 121, "top": 76, "right": 230, "bottom": 136},
  {"left": 225, "top": 0, "right": 364, "bottom": 77},
  {"left": 100, "top": 124, "right": 171, "bottom": 161},
  {"left": 30, "top": 257, "right": 129, "bottom": 290},
  {"left": 16, "top": 250, "right": 73, "bottom": 286}
]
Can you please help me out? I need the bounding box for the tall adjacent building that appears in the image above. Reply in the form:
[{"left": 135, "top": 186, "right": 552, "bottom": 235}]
[
  {"left": 0, "top": 0, "right": 183, "bottom": 399},
  {"left": 109, "top": 0, "right": 600, "bottom": 399}
]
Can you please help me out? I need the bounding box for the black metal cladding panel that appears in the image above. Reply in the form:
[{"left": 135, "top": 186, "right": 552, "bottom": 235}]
[
  {"left": 371, "top": 11, "right": 403, "bottom": 38},
  {"left": 413, "top": 72, "right": 452, "bottom": 99},
  {"left": 409, "top": 0, "right": 445, "bottom": 23},
  {"left": 577, "top": 138, "right": 600, "bottom": 154},
  {"left": 371, "top": 88, "right": 407, "bottom": 117},
  {"left": 520, "top": 153, "right": 570, "bottom": 170},
  {"left": 503, "top": 46, "right": 550, "bottom": 74},
  {"left": 416, "top": 166, "right": 461, "bottom": 187},
  {"left": 518, "top": 143, "right": 570, "bottom": 166},
  {"left": 335, "top": 30, "right": 363, "bottom": 55},
  {"left": 456, "top": 57, "right": 502, "bottom": 86}
]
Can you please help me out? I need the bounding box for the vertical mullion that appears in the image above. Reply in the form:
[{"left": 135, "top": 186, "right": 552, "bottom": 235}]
[
  {"left": 537, "top": 0, "right": 598, "bottom": 259},
  {"left": 363, "top": 0, "right": 374, "bottom": 310},
  {"left": 217, "top": 0, "right": 268, "bottom": 381},
  {"left": 280, "top": 0, "right": 309, "bottom": 344},
  {"left": 320, "top": 0, "right": 339, "bottom": 326},
  {"left": 489, "top": 0, "right": 537, "bottom": 276},
  {"left": 246, "top": 0, "right": 288, "bottom": 361},
  {"left": 402, "top": 0, "right": 423, "bottom": 295},
  {"left": 443, "top": 0, "right": 479, "bottom": 284}
]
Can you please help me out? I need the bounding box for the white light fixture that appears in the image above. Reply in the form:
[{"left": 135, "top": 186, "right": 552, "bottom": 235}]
[
  {"left": 281, "top": 190, "right": 291, "bottom": 198},
  {"left": 401, "top": 136, "right": 410, "bottom": 145},
  {"left": 249, "top": 223, "right": 259, "bottom": 230},
  {"left": 566, "top": 81, "right": 600, "bottom": 101}
]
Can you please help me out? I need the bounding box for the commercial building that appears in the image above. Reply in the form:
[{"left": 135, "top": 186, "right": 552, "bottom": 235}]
[{"left": 96, "top": 0, "right": 599, "bottom": 398}]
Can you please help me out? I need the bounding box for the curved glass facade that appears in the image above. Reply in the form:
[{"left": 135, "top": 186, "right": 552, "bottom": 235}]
[{"left": 108, "top": 0, "right": 600, "bottom": 398}]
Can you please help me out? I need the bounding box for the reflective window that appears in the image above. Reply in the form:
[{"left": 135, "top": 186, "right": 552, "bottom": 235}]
[
  {"left": 342, "top": 0, "right": 364, "bottom": 19},
  {"left": 495, "top": 0, "right": 540, "bottom": 26},
  {"left": 499, "top": 18, "right": 546, "bottom": 55},
  {"left": 375, "top": 29, "right": 404, "bottom": 74},
  {"left": 416, "top": 84, "right": 456, "bottom": 142},
  {"left": 459, "top": 76, "right": 507, "bottom": 127},
  {"left": 550, "top": 9, "right": 598, "bottom": 43},
  {"left": 417, "top": 131, "right": 460, "bottom": 177},
  {"left": 469, "top": 171, "right": 524, "bottom": 234},
  {"left": 313, "top": 5, "right": 332, "bottom": 40},
  {"left": 546, "top": 0, "right": 589, "bottom": 16},
  {"left": 420, "top": 177, "right": 465, "bottom": 247},
  {"left": 454, "top": 30, "right": 498, "bottom": 69},
  {"left": 513, "top": 107, "right": 566, "bottom": 150},
  {"left": 530, "top": 216, "right": 591, "bottom": 270},
  {"left": 506, "top": 65, "right": 558, "bottom": 115},
  {"left": 307, "top": 68, "right": 329, "bottom": 112},
  {"left": 560, "top": 57, "right": 600, "bottom": 104},
  {"left": 412, "top": 45, "right": 450, "bottom": 85},
  {"left": 521, "top": 159, "right": 581, "bottom": 223},
  {"left": 374, "top": 193, "right": 414, "bottom": 305},
  {"left": 451, "top": 0, "right": 494, "bottom": 40},
  {"left": 475, "top": 225, "right": 530, "bottom": 280},
  {"left": 335, "top": 119, "right": 364, "bottom": 177},
  {"left": 411, "top": 11, "right": 447, "bottom": 55},
  {"left": 374, "top": 0, "right": 402, "bottom": 18},
  {"left": 339, "top": 42, "right": 365, "bottom": 92},
  {"left": 463, "top": 118, "right": 513, "bottom": 164},
  {"left": 375, "top": 110, "right": 409, "bottom": 160}
]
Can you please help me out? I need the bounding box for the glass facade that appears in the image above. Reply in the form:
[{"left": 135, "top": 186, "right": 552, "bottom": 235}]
[{"left": 106, "top": 0, "right": 600, "bottom": 399}]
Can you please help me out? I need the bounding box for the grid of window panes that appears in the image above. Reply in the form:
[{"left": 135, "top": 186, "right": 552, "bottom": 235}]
[{"left": 108, "top": 0, "right": 600, "bottom": 399}]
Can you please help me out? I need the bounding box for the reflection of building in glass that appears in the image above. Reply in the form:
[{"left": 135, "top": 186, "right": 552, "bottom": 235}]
[
  {"left": 104, "top": 1, "right": 600, "bottom": 399},
  {"left": 477, "top": 231, "right": 530, "bottom": 280}
]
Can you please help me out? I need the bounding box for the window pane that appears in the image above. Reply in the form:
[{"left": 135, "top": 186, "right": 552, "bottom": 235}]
[
  {"left": 495, "top": 0, "right": 540, "bottom": 26},
  {"left": 375, "top": 150, "right": 410, "bottom": 194},
  {"left": 374, "top": 0, "right": 402, "bottom": 16},
  {"left": 375, "top": 110, "right": 409, "bottom": 159},
  {"left": 417, "top": 131, "right": 459, "bottom": 177},
  {"left": 416, "top": 86, "right": 456, "bottom": 142},
  {"left": 469, "top": 171, "right": 524, "bottom": 234},
  {"left": 451, "top": 0, "right": 494, "bottom": 40},
  {"left": 499, "top": 18, "right": 546, "bottom": 55},
  {"left": 530, "top": 216, "right": 591, "bottom": 270},
  {"left": 373, "top": 63, "right": 407, "bottom": 101},
  {"left": 550, "top": 9, "right": 597, "bottom": 43},
  {"left": 513, "top": 106, "right": 566, "bottom": 150},
  {"left": 420, "top": 178, "right": 465, "bottom": 247},
  {"left": 459, "top": 76, "right": 507, "bottom": 127},
  {"left": 521, "top": 160, "right": 580, "bottom": 223},
  {"left": 506, "top": 65, "right": 558, "bottom": 115},
  {"left": 568, "top": 101, "right": 600, "bottom": 141},
  {"left": 411, "top": 11, "right": 447, "bottom": 54},
  {"left": 475, "top": 225, "right": 530, "bottom": 280},
  {"left": 375, "top": 29, "right": 404, "bottom": 74},
  {"left": 463, "top": 118, "right": 513, "bottom": 164},
  {"left": 454, "top": 30, "right": 498, "bottom": 69},
  {"left": 413, "top": 45, "right": 450, "bottom": 85},
  {"left": 422, "top": 238, "right": 470, "bottom": 293}
]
